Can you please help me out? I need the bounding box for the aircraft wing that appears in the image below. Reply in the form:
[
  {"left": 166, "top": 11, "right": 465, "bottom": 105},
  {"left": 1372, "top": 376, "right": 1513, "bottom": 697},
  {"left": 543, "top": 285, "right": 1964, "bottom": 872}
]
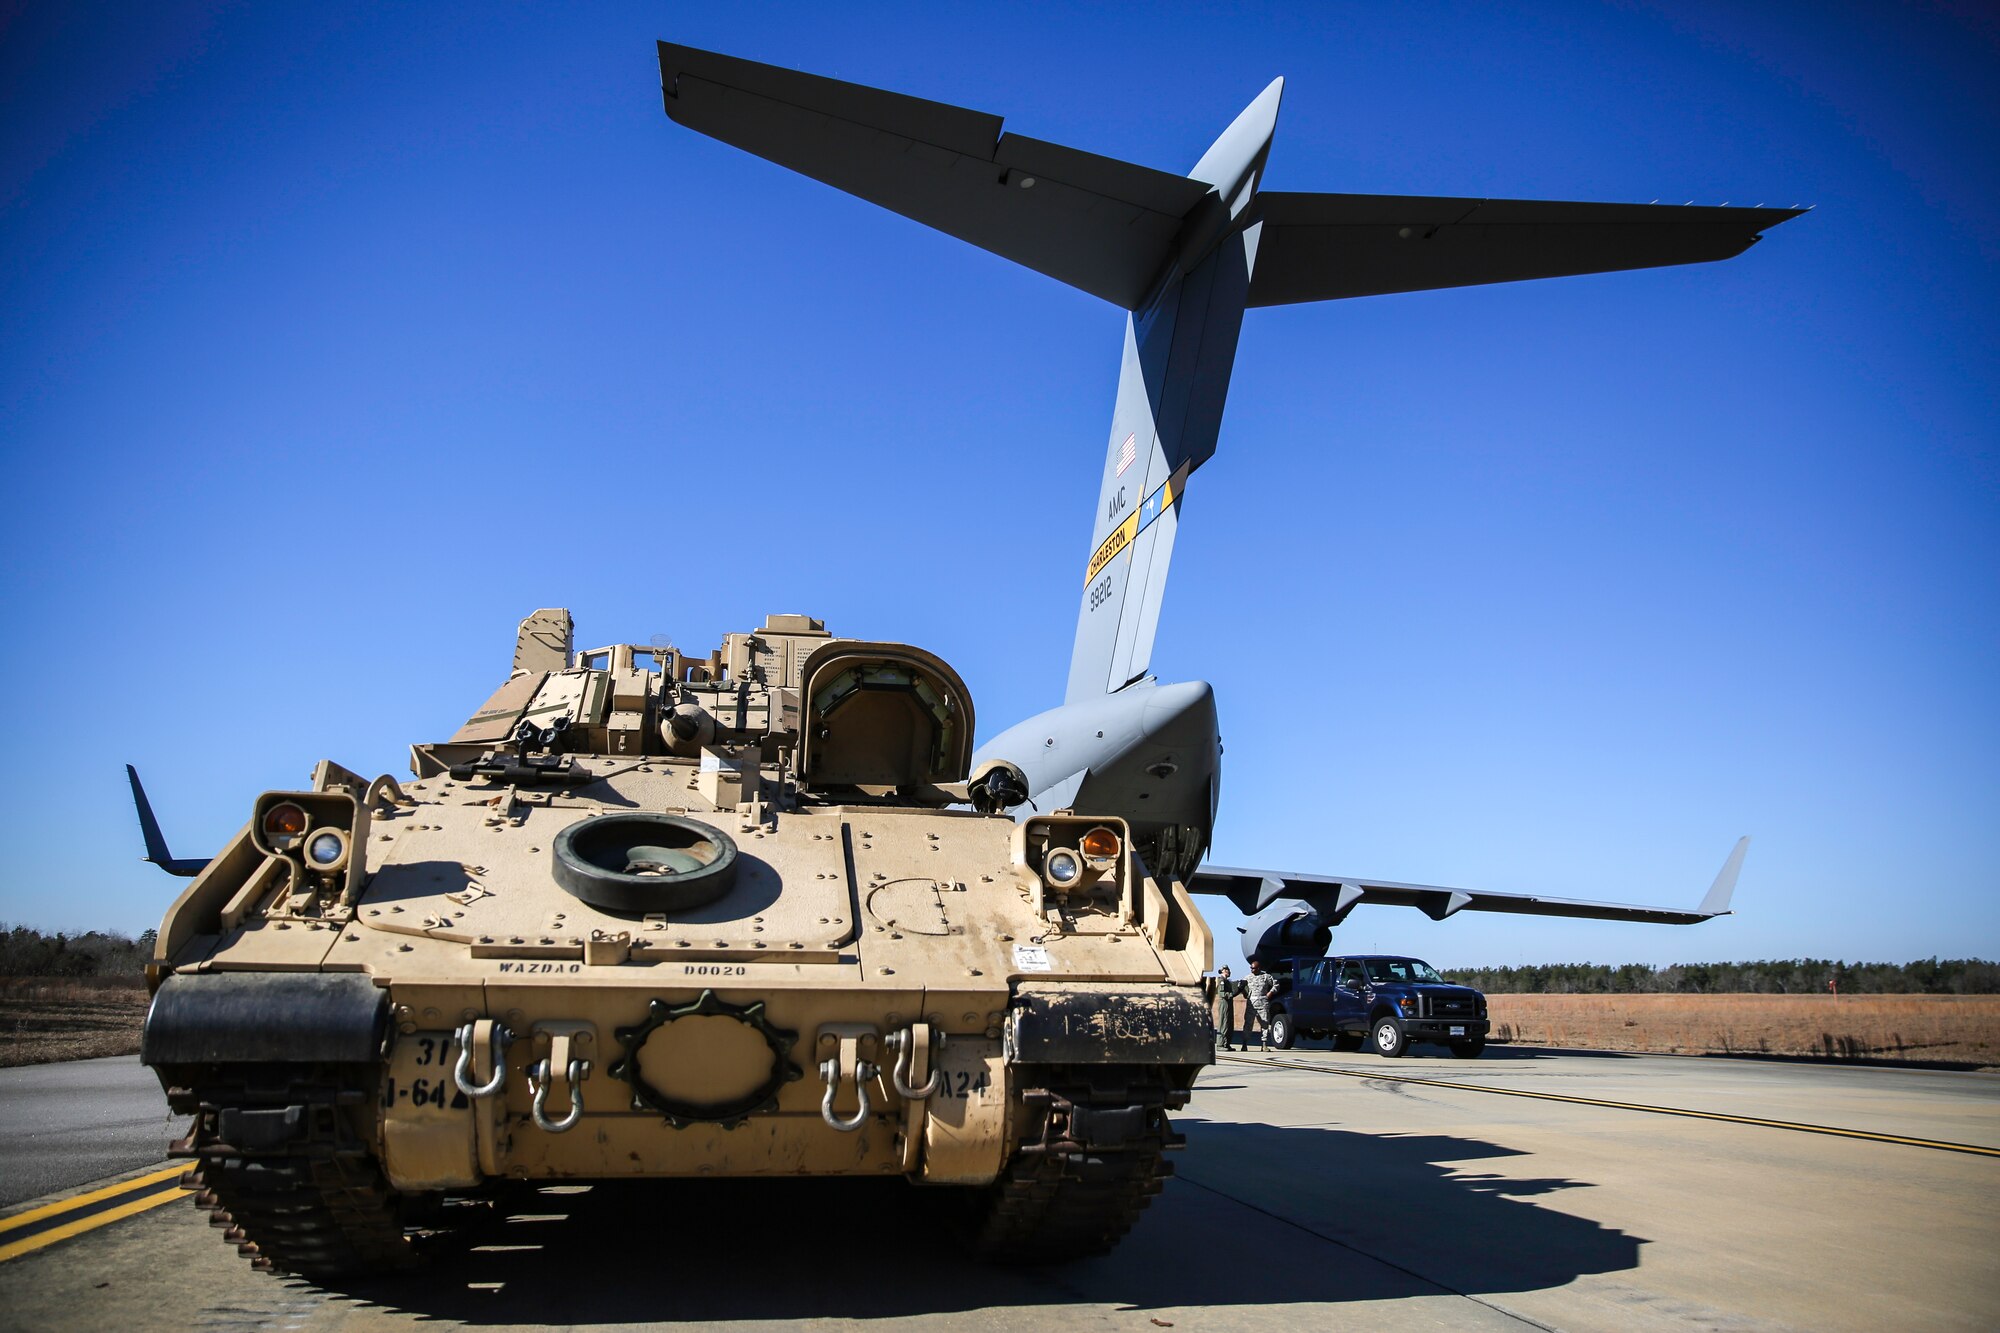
[
  {"left": 658, "top": 42, "right": 1211, "bottom": 309},
  {"left": 125, "top": 764, "right": 210, "bottom": 877},
  {"left": 1191, "top": 836, "right": 1747, "bottom": 925},
  {"left": 1247, "top": 192, "right": 1804, "bottom": 306}
]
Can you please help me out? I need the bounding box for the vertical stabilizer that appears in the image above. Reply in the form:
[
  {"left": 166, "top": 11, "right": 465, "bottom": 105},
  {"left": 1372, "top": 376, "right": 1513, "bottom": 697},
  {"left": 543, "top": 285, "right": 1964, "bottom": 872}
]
[
  {"left": 1064, "top": 83, "right": 1282, "bottom": 703},
  {"left": 1190, "top": 77, "right": 1283, "bottom": 215}
]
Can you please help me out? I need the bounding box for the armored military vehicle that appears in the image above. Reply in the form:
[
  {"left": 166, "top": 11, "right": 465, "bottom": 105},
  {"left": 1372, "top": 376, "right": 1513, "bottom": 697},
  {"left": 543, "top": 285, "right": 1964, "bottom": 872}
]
[{"left": 140, "top": 610, "right": 1216, "bottom": 1274}]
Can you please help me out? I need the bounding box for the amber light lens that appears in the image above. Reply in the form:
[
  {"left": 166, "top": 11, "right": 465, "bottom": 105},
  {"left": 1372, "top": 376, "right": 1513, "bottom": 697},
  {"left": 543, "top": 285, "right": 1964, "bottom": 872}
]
[
  {"left": 264, "top": 802, "right": 308, "bottom": 837},
  {"left": 1080, "top": 827, "right": 1121, "bottom": 861}
]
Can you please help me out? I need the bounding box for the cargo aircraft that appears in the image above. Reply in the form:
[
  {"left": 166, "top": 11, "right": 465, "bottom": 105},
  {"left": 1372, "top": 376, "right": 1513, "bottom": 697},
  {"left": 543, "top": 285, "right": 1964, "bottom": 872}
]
[
  {"left": 651, "top": 42, "right": 1786, "bottom": 961},
  {"left": 134, "top": 42, "right": 1788, "bottom": 963}
]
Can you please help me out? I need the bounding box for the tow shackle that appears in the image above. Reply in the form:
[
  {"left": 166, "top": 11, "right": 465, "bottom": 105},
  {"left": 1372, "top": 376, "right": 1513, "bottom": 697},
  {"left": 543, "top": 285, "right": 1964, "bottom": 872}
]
[
  {"left": 452, "top": 1021, "right": 513, "bottom": 1098},
  {"left": 528, "top": 1057, "right": 588, "bottom": 1133},
  {"left": 884, "top": 1025, "right": 946, "bottom": 1100},
  {"left": 818, "top": 1055, "right": 878, "bottom": 1132}
]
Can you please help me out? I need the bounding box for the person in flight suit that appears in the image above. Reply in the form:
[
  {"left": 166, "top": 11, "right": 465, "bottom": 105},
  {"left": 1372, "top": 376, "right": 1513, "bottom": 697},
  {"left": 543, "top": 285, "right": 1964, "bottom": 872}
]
[{"left": 1206, "top": 965, "right": 1239, "bottom": 1051}]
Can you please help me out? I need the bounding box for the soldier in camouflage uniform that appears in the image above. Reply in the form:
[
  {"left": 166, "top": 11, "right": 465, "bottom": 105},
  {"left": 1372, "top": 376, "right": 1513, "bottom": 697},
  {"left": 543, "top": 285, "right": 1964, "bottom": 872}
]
[{"left": 1245, "top": 958, "right": 1281, "bottom": 1050}]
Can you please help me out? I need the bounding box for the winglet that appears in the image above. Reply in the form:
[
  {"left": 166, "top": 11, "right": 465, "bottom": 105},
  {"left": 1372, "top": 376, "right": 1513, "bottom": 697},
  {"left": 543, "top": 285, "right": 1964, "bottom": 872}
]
[
  {"left": 126, "top": 764, "right": 209, "bottom": 878},
  {"left": 1699, "top": 836, "right": 1750, "bottom": 916}
]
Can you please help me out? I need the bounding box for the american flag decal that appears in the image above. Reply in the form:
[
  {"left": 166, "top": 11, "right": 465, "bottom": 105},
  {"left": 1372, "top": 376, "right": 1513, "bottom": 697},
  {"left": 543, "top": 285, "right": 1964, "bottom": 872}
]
[{"left": 1115, "top": 432, "right": 1137, "bottom": 476}]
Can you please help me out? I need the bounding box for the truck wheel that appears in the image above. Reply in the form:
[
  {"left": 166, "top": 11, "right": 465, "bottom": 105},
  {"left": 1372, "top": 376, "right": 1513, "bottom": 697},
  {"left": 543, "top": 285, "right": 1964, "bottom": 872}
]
[
  {"left": 1268, "top": 1012, "right": 1295, "bottom": 1050},
  {"left": 1370, "top": 1016, "right": 1408, "bottom": 1058},
  {"left": 1450, "top": 1038, "right": 1486, "bottom": 1059},
  {"left": 1332, "top": 1031, "right": 1363, "bottom": 1052}
]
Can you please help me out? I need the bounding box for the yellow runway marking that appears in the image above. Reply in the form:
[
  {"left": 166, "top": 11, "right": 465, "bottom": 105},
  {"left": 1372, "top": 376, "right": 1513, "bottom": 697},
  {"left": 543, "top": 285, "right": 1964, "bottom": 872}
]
[
  {"left": 0, "top": 1163, "right": 186, "bottom": 1237},
  {"left": 0, "top": 1164, "right": 191, "bottom": 1263},
  {"left": 1221, "top": 1054, "right": 2000, "bottom": 1157}
]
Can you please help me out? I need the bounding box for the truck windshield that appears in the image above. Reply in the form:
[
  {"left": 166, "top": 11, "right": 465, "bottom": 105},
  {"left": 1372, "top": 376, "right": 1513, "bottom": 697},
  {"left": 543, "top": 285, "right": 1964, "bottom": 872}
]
[{"left": 1365, "top": 959, "right": 1444, "bottom": 984}]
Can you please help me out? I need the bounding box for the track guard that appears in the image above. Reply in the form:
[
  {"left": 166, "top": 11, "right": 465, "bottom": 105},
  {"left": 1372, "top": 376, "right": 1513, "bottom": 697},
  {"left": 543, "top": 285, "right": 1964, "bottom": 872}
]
[
  {"left": 1005, "top": 984, "right": 1214, "bottom": 1066},
  {"left": 142, "top": 972, "right": 389, "bottom": 1067}
]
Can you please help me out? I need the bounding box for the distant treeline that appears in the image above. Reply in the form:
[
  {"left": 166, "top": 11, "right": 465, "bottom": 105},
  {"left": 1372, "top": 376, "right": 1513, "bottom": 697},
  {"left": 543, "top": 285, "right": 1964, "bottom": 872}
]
[
  {"left": 1441, "top": 959, "right": 2000, "bottom": 995},
  {"left": 5, "top": 923, "right": 1995, "bottom": 996},
  {"left": 1, "top": 924, "right": 154, "bottom": 977}
]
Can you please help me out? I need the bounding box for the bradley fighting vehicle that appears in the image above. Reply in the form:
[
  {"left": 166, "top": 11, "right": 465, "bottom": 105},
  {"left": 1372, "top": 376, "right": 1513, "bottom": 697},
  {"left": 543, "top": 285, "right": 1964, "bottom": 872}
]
[
  {"left": 135, "top": 42, "right": 1789, "bottom": 1276},
  {"left": 139, "top": 611, "right": 1208, "bottom": 1273}
]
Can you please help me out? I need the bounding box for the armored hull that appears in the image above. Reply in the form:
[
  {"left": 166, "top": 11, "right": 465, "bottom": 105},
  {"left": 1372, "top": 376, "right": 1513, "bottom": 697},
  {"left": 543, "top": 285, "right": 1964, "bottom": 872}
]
[{"left": 141, "top": 612, "right": 1215, "bottom": 1275}]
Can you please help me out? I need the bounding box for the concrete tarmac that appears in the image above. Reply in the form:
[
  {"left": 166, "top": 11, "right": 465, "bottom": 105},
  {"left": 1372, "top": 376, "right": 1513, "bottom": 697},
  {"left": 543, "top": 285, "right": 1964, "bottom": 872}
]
[
  {"left": 0, "top": 1056, "right": 185, "bottom": 1207},
  {"left": 1, "top": 1046, "right": 1994, "bottom": 1331}
]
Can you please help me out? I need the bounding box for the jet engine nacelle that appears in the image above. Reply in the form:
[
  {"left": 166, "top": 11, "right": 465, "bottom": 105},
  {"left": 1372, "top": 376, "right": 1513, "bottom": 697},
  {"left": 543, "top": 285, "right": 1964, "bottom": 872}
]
[{"left": 1238, "top": 899, "right": 1331, "bottom": 969}]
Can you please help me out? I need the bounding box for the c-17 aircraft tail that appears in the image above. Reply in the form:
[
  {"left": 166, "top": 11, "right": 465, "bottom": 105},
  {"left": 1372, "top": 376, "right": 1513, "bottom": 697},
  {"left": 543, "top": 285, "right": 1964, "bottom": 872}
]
[
  {"left": 1065, "top": 79, "right": 1279, "bottom": 703},
  {"left": 660, "top": 41, "right": 1795, "bottom": 714},
  {"left": 658, "top": 41, "right": 1784, "bottom": 917}
]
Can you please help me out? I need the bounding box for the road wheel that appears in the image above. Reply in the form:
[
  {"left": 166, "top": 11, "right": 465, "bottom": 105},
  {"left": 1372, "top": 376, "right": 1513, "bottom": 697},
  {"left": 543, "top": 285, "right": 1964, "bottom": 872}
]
[
  {"left": 1371, "top": 1015, "right": 1408, "bottom": 1058},
  {"left": 1268, "top": 1012, "right": 1295, "bottom": 1050},
  {"left": 1450, "top": 1038, "right": 1486, "bottom": 1059},
  {"left": 1332, "top": 1031, "right": 1363, "bottom": 1052}
]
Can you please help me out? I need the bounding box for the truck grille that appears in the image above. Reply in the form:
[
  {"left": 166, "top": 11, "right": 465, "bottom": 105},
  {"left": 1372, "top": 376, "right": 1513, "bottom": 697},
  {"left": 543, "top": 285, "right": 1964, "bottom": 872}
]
[{"left": 1421, "top": 995, "right": 1478, "bottom": 1018}]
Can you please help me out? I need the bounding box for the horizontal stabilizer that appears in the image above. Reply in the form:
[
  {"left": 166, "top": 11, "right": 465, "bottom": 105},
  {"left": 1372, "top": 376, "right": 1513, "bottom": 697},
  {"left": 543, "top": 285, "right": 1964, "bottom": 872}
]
[
  {"left": 1248, "top": 193, "right": 1803, "bottom": 306},
  {"left": 1191, "top": 838, "right": 1748, "bottom": 926},
  {"left": 659, "top": 42, "right": 1210, "bottom": 308}
]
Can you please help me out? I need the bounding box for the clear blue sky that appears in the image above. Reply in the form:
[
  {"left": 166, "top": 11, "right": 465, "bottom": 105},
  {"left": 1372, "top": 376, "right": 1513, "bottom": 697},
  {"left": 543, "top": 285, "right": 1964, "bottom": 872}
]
[{"left": 2, "top": 2, "right": 1994, "bottom": 971}]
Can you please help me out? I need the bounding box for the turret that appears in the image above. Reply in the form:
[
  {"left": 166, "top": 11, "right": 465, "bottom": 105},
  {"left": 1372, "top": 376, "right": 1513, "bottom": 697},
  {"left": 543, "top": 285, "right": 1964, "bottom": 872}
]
[{"left": 421, "top": 611, "right": 976, "bottom": 806}]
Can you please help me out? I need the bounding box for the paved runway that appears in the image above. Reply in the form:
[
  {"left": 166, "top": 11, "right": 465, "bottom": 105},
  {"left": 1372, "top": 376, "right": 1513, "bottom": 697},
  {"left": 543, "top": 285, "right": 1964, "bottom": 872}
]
[
  {"left": 1, "top": 1046, "right": 1994, "bottom": 1330},
  {"left": 0, "top": 1056, "right": 186, "bottom": 1207}
]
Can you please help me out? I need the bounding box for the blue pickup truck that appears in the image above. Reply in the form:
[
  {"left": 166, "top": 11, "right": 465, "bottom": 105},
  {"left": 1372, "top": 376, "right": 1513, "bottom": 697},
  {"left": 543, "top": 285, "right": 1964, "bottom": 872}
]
[{"left": 1266, "top": 954, "right": 1489, "bottom": 1057}]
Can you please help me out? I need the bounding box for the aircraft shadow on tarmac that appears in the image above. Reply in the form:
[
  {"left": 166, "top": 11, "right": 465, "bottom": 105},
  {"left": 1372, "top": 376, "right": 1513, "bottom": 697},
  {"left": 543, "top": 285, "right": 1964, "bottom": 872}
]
[{"left": 306, "top": 1120, "right": 1641, "bottom": 1323}]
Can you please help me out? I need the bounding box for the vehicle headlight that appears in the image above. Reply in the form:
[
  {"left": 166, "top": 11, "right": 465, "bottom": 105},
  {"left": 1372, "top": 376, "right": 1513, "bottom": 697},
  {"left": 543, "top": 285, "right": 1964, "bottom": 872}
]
[
  {"left": 305, "top": 829, "right": 349, "bottom": 872},
  {"left": 1396, "top": 995, "right": 1414, "bottom": 1015},
  {"left": 1044, "top": 848, "right": 1082, "bottom": 888}
]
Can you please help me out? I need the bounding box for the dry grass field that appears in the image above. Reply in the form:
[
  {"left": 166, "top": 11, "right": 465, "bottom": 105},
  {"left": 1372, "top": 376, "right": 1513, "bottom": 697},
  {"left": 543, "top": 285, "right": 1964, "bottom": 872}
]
[
  {"left": 1488, "top": 993, "right": 2000, "bottom": 1066},
  {"left": 5, "top": 982, "right": 1997, "bottom": 1069},
  {"left": 0, "top": 976, "right": 150, "bottom": 1067}
]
